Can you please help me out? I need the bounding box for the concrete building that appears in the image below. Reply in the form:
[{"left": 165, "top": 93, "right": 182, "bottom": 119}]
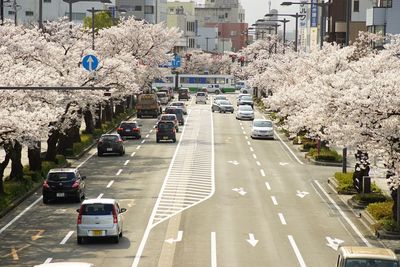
[
  {"left": 117, "top": 0, "right": 167, "bottom": 23},
  {"left": 3, "top": 0, "right": 115, "bottom": 25},
  {"left": 366, "top": 0, "right": 400, "bottom": 36},
  {"left": 195, "top": 0, "right": 245, "bottom": 26},
  {"left": 205, "top": 22, "right": 247, "bottom": 52},
  {"left": 197, "top": 26, "right": 218, "bottom": 52}
]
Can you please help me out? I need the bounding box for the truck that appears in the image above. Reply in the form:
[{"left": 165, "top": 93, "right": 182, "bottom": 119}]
[{"left": 136, "top": 94, "right": 162, "bottom": 118}]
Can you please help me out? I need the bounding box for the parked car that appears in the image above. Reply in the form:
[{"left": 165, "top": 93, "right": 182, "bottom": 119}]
[
  {"left": 117, "top": 121, "right": 141, "bottom": 139},
  {"left": 158, "top": 114, "right": 179, "bottom": 132},
  {"left": 251, "top": 119, "right": 274, "bottom": 139},
  {"left": 164, "top": 107, "right": 184, "bottom": 125},
  {"left": 169, "top": 101, "right": 187, "bottom": 115},
  {"left": 237, "top": 95, "right": 254, "bottom": 108},
  {"left": 97, "top": 134, "right": 125, "bottom": 156},
  {"left": 211, "top": 100, "right": 234, "bottom": 113},
  {"left": 206, "top": 84, "right": 222, "bottom": 94},
  {"left": 336, "top": 246, "right": 399, "bottom": 267},
  {"left": 42, "top": 168, "right": 86, "bottom": 204},
  {"left": 178, "top": 87, "right": 190, "bottom": 101},
  {"left": 236, "top": 105, "right": 254, "bottom": 120},
  {"left": 76, "top": 198, "right": 126, "bottom": 244},
  {"left": 195, "top": 92, "right": 207, "bottom": 104},
  {"left": 156, "top": 92, "right": 169, "bottom": 105},
  {"left": 156, "top": 121, "right": 177, "bottom": 143}
]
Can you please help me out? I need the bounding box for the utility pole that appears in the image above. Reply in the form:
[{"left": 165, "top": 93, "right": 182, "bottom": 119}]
[
  {"left": 1, "top": 0, "right": 4, "bottom": 25},
  {"left": 38, "top": 0, "right": 43, "bottom": 29}
]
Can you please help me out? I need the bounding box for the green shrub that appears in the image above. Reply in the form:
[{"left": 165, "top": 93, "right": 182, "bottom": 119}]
[
  {"left": 72, "top": 142, "right": 85, "bottom": 155},
  {"left": 41, "top": 161, "right": 56, "bottom": 178},
  {"left": 367, "top": 201, "right": 393, "bottom": 221},
  {"left": 308, "top": 148, "right": 342, "bottom": 162},
  {"left": 55, "top": 154, "right": 67, "bottom": 166},
  {"left": 353, "top": 193, "right": 388, "bottom": 204},
  {"left": 80, "top": 134, "right": 93, "bottom": 146},
  {"left": 335, "top": 172, "right": 354, "bottom": 184},
  {"left": 380, "top": 219, "right": 400, "bottom": 232},
  {"left": 93, "top": 129, "right": 103, "bottom": 138},
  {"left": 302, "top": 139, "right": 317, "bottom": 151}
]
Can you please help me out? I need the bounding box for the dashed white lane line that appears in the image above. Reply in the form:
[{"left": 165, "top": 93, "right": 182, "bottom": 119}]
[
  {"left": 242, "top": 131, "right": 246, "bottom": 135},
  {"left": 271, "top": 196, "right": 278, "bottom": 206},
  {"left": 241, "top": 126, "right": 244, "bottom": 130},
  {"left": 256, "top": 161, "right": 261, "bottom": 166},
  {"left": 278, "top": 213, "right": 287, "bottom": 225},
  {"left": 116, "top": 169, "right": 123, "bottom": 176},
  {"left": 141, "top": 140, "right": 146, "bottom": 144},
  {"left": 252, "top": 154, "right": 257, "bottom": 159},
  {"left": 149, "top": 129, "right": 153, "bottom": 133},
  {"left": 131, "top": 152, "right": 136, "bottom": 157},
  {"left": 250, "top": 147, "right": 254, "bottom": 152},
  {"left": 44, "top": 258, "right": 52, "bottom": 264},
  {"left": 265, "top": 182, "right": 271, "bottom": 191},
  {"left": 260, "top": 169, "right": 266, "bottom": 177},
  {"left": 106, "top": 180, "right": 114, "bottom": 188},
  {"left": 146, "top": 134, "right": 150, "bottom": 138},
  {"left": 124, "top": 160, "right": 130, "bottom": 166},
  {"left": 245, "top": 136, "right": 248, "bottom": 140},
  {"left": 60, "top": 231, "right": 74, "bottom": 245},
  {"left": 97, "top": 193, "right": 104, "bottom": 199},
  {"left": 211, "top": 232, "right": 217, "bottom": 267},
  {"left": 77, "top": 151, "right": 96, "bottom": 168},
  {"left": 136, "top": 145, "right": 141, "bottom": 149},
  {"left": 247, "top": 141, "right": 251, "bottom": 145},
  {"left": 288, "top": 235, "right": 307, "bottom": 267}
]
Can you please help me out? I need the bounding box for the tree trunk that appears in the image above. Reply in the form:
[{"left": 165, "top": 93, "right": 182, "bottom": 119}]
[
  {"left": 126, "top": 96, "right": 132, "bottom": 109},
  {"left": 101, "top": 104, "right": 107, "bottom": 124},
  {"left": 115, "top": 100, "right": 125, "bottom": 115},
  {"left": 9, "top": 141, "right": 23, "bottom": 181},
  {"left": 0, "top": 144, "right": 12, "bottom": 196},
  {"left": 95, "top": 104, "right": 102, "bottom": 128},
  {"left": 84, "top": 109, "right": 95, "bottom": 134},
  {"left": 45, "top": 128, "right": 60, "bottom": 161},
  {"left": 57, "top": 124, "right": 81, "bottom": 155},
  {"left": 105, "top": 101, "right": 113, "bottom": 122},
  {"left": 28, "top": 141, "right": 41, "bottom": 172}
]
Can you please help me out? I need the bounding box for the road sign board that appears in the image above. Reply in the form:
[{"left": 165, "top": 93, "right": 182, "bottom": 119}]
[
  {"left": 82, "top": 55, "right": 99, "bottom": 72},
  {"left": 171, "top": 55, "right": 181, "bottom": 68}
]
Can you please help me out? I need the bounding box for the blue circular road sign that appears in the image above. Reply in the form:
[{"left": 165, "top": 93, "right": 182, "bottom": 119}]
[{"left": 82, "top": 55, "right": 99, "bottom": 71}]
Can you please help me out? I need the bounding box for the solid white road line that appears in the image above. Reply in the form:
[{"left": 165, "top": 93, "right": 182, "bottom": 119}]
[
  {"left": 260, "top": 169, "right": 266, "bottom": 177},
  {"left": 278, "top": 213, "right": 287, "bottom": 225},
  {"left": 106, "top": 180, "right": 114, "bottom": 188},
  {"left": 288, "top": 235, "right": 307, "bottom": 267},
  {"left": 256, "top": 161, "right": 261, "bottom": 166},
  {"left": 271, "top": 196, "right": 278, "bottom": 205},
  {"left": 136, "top": 145, "right": 141, "bottom": 149},
  {"left": 314, "top": 180, "right": 372, "bottom": 247},
  {"left": 145, "top": 134, "right": 150, "bottom": 138},
  {"left": 131, "top": 152, "right": 136, "bottom": 157},
  {"left": 141, "top": 140, "right": 145, "bottom": 144},
  {"left": 252, "top": 154, "right": 257, "bottom": 159},
  {"left": 60, "top": 231, "right": 74, "bottom": 245},
  {"left": 77, "top": 151, "right": 95, "bottom": 168},
  {"left": 211, "top": 232, "right": 217, "bottom": 267},
  {"left": 97, "top": 193, "right": 104, "bottom": 199},
  {"left": 116, "top": 169, "right": 123, "bottom": 176},
  {"left": 124, "top": 160, "right": 130, "bottom": 166},
  {"left": 250, "top": 147, "right": 254, "bottom": 152},
  {"left": 44, "top": 258, "right": 52, "bottom": 264},
  {"left": 0, "top": 196, "right": 43, "bottom": 235},
  {"left": 265, "top": 182, "right": 271, "bottom": 191}
]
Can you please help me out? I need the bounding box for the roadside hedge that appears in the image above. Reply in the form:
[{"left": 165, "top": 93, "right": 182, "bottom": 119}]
[
  {"left": 367, "top": 201, "right": 393, "bottom": 221},
  {"left": 307, "top": 148, "right": 342, "bottom": 162}
]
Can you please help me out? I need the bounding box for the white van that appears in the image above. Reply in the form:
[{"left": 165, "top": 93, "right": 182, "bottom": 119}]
[
  {"left": 206, "top": 84, "right": 222, "bottom": 94},
  {"left": 195, "top": 92, "right": 207, "bottom": 104},
  {"left": 336, "top": 246, "right": 399, "bottom": 267}
]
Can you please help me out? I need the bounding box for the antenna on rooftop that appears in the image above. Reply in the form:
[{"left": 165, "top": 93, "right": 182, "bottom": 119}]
[{"left": 268, "top": 0, "right": 271, "bottom": 12}]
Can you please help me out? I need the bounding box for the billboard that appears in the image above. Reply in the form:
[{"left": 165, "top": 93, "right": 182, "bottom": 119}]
[{"left": 310, "top": 0, "right": 318, "bottom": 28}]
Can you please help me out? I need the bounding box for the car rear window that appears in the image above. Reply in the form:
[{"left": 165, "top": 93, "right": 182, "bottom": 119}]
[
  {"left": 48, "top": 172, "right": 75, "bottom": 181},
  {"left": 120, "top": 123, "right": 137, "bottom": 128},
  {"left": 161, "top": 115, "right": 176, "bottom": 120},
  {"left": 157, "top": 92, "right": 167, "bottom": 97},
  {"left": 100, "top": 135, "right": 119, "bottom": 141},
  {"left": 197, "top": 92, "right": 205, "bottom": 96},
  {"left": 239, "top": 105, "right": 253, "bottom": 111},
  {"left": 242, "top": 96, "right": 253, "bottom": 100},
  {"left": 254, "top": 121, "right": 272, "bottom": 127},
  {"left": 171, "top": 102, "right": 183, "bottom": 107},
  {"left": 81, "top": 203, "right": 114, "bottom": 216},
  {"left": 219, "top": 100, "right": 230, "bottom": 105},
  {"left": 158, "top": 122, "right": 174, "bottom": 130}
]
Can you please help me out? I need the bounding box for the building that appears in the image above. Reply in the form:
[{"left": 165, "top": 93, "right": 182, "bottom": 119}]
[
  {"left": 2, "top": 0, "right": 115, "bottom": 25},
  {"left": 205, "top": 22, "right": 247, "bottom": 52},
  {"left": 117, "top": 0, "right": 167, "bottom": 23},
  {"left": 366, "top": 0, "right": 400, "bottom": 36}
]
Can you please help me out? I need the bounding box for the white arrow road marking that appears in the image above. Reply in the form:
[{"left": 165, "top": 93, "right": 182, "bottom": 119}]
[
  {"left": 165, "top": 230, "right": 183, "bottom": 244},
  {"left": 232, "top": 187, "right": 247, "bottom": 196},
  {"left": 265, "top": 182, "right": 271, "bottom": 191},
  {"left": 288, "top": 235, "right": 307, "bottom": 267},
  {"left": 326, "top": 237, "right": 344, "bottom": 251},
  {"left": 228, "top": 160, "right": 239, "bottom": 165},
  {"left": 211, "top": 232, "right": 217, "bottom": 267},
  {"left": 279, "top": 162, "right": 289, "bottom": 166},
  {"left": 246, "top": 233, "right": 259, "bottom": 247},
  {"left": 60, "top": 231, "right": 74, "bottom": 245},
  {"left": 296, "top": 190, "right": 309, "bottom": 198}
]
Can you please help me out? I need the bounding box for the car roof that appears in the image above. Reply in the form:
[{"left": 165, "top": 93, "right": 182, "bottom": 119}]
[
  {"left": 253, "top": 119, "right": 272, "bottom": 123},
  {"left": 48, "top": 168, "right": 77, "bottom": 173},
  {"left": 82, "top": 198, "right": 117, "bottom": 205},
  {"left": 100, "top": 134, "right": 120, "bottom": 137},
  {"left": 171, "top": 101, "right": 184, "bottom": 105},
  {"left": 34, "top": 263, "right": 94, "bottom": 267},
  {"left": 161, "top": 114, "right": 177, "bottom": 117},
  {"left": 339, "top": 246, "right": 398, "bottom": 261}
]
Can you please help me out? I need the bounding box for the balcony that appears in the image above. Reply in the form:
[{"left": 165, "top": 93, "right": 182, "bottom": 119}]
[{"left": 366, "top": 7, "right": 386, "bottom": 26}]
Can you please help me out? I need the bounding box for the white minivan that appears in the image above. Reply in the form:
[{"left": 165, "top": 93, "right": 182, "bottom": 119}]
[
  {"left": 336, "top": 246, "right": 399, "bottom": 267},
  {"left": 195, "top": 92, "right": 207, "bottom": 104}
]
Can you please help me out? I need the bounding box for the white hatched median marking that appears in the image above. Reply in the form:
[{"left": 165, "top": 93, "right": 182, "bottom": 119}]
[
  {"left": 60, "top": 231, "right": 74, "bottom": 245},
  {"left": 116, "top": 169, "right": 123, "bottom": 176},
  {"left": 131, "top": 152, "right": 136, "bottom": 157},
  {"left": 106, "top": 180, "right": 114, "bottom": 188},
  {"left": 124, "top": 160, "right": 130, "bottom": 166},
  {"left": 278, "top": 213, "right": 287, "bottom": 225},
  {"left": 260, "top": 169, "right": 265, "bottom": 177},
  {"left": 271, "top": 196, "right": 278, "bottom": 205},
  {"left": 288, "top": 235, "right": 307, "bottom": 267}
]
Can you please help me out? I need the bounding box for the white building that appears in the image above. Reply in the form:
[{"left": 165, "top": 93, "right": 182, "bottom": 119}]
[
  {"left": 117, "top": 0, "right": 167, "bottom": 23},
  {"left": 366, "top": 0, "right": 400, "bottom": 36}
]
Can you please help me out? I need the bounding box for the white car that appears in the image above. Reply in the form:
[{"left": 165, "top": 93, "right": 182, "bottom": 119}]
[
  {"left": 240, "top": 86, "right": 253, "bottom": 95},
  {"left": 169, "top": 101, "right": 187, "bottom": 115},
  {"left": 236, "top": 105, "right": 254, "bottom": 120},
  {"left": 195, "top": 92, "right": 207, "bottom": 104},
  {"left": 206, "top": 84, "right": 222, "bottom": 94},
  {"left": 213, "top": 95, "right": 228, "bottom": 102},
  {"left": 251, "top": 119, "right": 274, "bottom": 139},
  {"left": 76, "top": 198, "right": 126, "bottom": 244},
  {"left": 156, "top": 92, "right": 169, "bottom": 105}
]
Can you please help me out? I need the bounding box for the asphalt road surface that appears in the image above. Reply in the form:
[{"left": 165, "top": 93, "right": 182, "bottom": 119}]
[{"left": 0, "top": 93, "right": 384, "bottom": 267}]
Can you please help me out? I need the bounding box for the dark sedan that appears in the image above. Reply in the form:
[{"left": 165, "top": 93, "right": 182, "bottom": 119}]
[
  {"left": 97, "top": 134, "right": 125, "bottom": 156},
  {"left": 117, "top": 121, "right": 141, "bottom": 139}
]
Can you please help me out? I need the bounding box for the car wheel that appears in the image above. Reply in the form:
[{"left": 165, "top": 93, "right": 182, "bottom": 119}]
[
  {"left": 119, "top": 230, "right": 123, "bottom": 238},
  {"left": 137, "top": 114, "right": 142, "bottom": 118},
  {"left": 113, "top": 235, "right": 119, "bottom": 243},
  {"left": 215, "top": 90, "right": 220, "bottom": 94},
  {"left": 98, "top": 152, "right": 103, "bottom": 157},
  {"left": 43, "top": 197, "right": 49, "bottom": 204},
  {"left": 119, "top": 150, "right": 124, "bottom": 156},
  {"left": 156, "top": 139, "right": 160, "bottom": 143},
  {"left": 173, "top": 138, "right": 176, "bottom": 143},
  {"left": 138, "top": 135, "right": 142, "bottom": 139},
  {"left": 211, "top": 109, "right": 214, "bottom": 113},
  {"left": 77, "top": 236, "right": 83, "bottom": 244},
  {"left": 231, "top": 111, "right": 234, "bottom": 114},
  {"left": 219, "top": 110, "right": 222, "bottom": 113},
  {"left": 176, "top": 127, "right": 179, "bottom": 133}
]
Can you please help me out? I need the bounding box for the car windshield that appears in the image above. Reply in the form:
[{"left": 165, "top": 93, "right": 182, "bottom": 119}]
[
  {"left": 171, "top": 102, "right": 183, "bottom": 106},
  {"left": 81, "top": 203, "right": 114, "bottom": 216},
  {"left": 157, "top": 93, "right": 167, "bottom": 97},
  {"left": 254, "top": 121, "right": 272, "bottom": 127},
  {"left": 100, "top": 135, "right": 119, "bottom": 141},
  {"left": 120, "top": 123, "right": 137, "bottom": 128},
  {"left": 219, "top": 100, "right": 230, "bottom": 105},
  {"left": 48, "top": 172, "right": 75, "bottom": 181},
  {"left": 239, "top": 105, "right": 253, "bottom": 111},
  {"left": 344, "top": 259, "right": 399, "bottom": 267},
  {"left": 215, "top": 96, "right": 226, "bottom": 100}
]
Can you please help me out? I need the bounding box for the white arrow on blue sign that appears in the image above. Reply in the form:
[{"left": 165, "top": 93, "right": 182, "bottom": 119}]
[
  {"left": 82, "top": 55, "right": 99, "bottom": 72},
  {"left": 171, "top": 55, "right": 181, "bottom": 68}
]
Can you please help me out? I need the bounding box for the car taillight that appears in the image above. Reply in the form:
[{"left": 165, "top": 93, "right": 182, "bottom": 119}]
[
  {"left": 72, "top": 181, "right": 79, "bottom": 188},
  {"left": 118, "top": 139, "right": 123, "bottom": 143},
  {"left": 77, "top": 206, "right": 83, "bottom": 224},
  {"left": 112, "top": 206, "right": 118, "bottom": 224},
  {"left": 97, "top": 141, "right": 103, "bottom": 145},
  {"left": 133, "top": 128, "right": 139, "bottom": 131},
  {"left": 117, "top": 127, "right": 123, "bottom": 131},
  {"left": 43, "top": 180, "right": 50, "bottom": 189}
]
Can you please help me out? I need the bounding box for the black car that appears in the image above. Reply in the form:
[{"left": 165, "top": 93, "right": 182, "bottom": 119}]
[
  {"left": 42, "top": 168, "right": 86, "bottom": 204},
  {"left": 178, "top": 88, "right": 190, "bottom": 101},
  {"left": 164, "top": 107, "right": 185, "bottom": 125},
  {"left": 156, "top": 121, "right": 176, "bottom": 143},
  {"left": 117, "top": 121, "right": 141, "bottom": 139},
  {"left": 97, "top": 134, "right": 125, "bottom": 156}
]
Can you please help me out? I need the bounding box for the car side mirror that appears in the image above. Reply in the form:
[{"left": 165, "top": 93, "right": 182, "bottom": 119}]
[
  {"left": 154, "top": 125, "right": 158, "bottom": 128},
  {"left": 81, "top": 176, "right": 86, "bottom": 180},
  {"left": 120, "top": 208, "right": 127, "bottom": 213},
  {"left": 76, "top": 209, "right": 80, "bottom": 213}
]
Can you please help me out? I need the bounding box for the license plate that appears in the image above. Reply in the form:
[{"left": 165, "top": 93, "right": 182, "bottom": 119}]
[
  {"left": 125, "top": 129, "right": 131, "bottom": 132},
  {"left": 91, "top": 230, "right": 103, "bottom": 236},
  {"left": 56, "top": 193, "right": 65, "bottom": 197},
  {"left": 106, "top": 148, "right": 113, "bottom": 151},
  {"left": 163, "top": 136, "right": 168, "bottom": 139}
]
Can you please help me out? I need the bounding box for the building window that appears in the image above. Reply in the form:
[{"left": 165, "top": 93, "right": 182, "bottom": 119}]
[
  {"left": 144, "top": 5, "right": 154, "bottom": 14},
  {"left": 26, "top": 11, "right": 34, "bottom": 16},
  {"left": 8, "top": 10, "right": 15, "bottom": 15},
  {"left": 374, "top": 0, "right": 392, "bottom": 7},
  {"left": 135, "top": 6, "right": 142, "bottom": 11},
  {"left": 230, "top": 30, "right": 237, "bottom": 36},
  {"left": 353, "top": 0, "right": 359, "bottom": 12},
  {"left": 65, "top": 12, "right": 86, "bottom": 20},
  {"left": 225, "top": 13, "right": 228, "bottom": 18},
  {"left": 44, "top": 0, "right": 51, "bottom": 2}
]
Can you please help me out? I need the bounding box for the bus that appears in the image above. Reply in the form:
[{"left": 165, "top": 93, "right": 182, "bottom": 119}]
[{"left": 152, "top": 74, "right": 236, "bottom": 93}]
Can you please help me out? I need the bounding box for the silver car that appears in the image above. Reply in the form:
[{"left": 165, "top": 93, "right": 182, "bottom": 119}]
[
  {"left": 251, "top": 119, "right": 274, "bottom": 139},
  {"left": 169, "top": 101, "right": 187, "bottom": 115},
  {"left": 236, "top": 105, "right": 254, "bottom": 120},
  {"left": 212, "top": 100, "right": 234, "bottom": 113},
  {"left": 76, "top": 198, "right": 126, "bottom": 244}
]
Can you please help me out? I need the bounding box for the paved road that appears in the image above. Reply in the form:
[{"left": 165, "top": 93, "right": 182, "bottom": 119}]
[{"left": 0, "top": 94, "right": 384, "bottom": 267}]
